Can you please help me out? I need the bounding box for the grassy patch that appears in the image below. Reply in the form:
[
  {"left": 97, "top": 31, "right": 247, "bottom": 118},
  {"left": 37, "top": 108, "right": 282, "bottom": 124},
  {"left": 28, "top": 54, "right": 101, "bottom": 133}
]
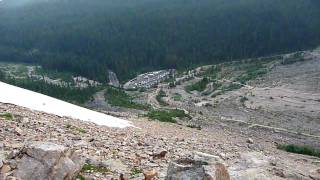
[
  {"left": 146, "top": 109, "right": 189, "bottom": 123},
  {"left": 0, "top": 113, "right": 14, "bottom": 120},
  {"left": 131, "top": 168, "right": 143, "bottom": 175},
  {"left": 236, "top": 63, "right": 268, "bottom": 84},
  {"left": 77, "top": 128, "right": 87, "bottom": 134},
  {"left": 277, "top": 144, "right": 320, "bottom": 158},
  {"left": 200, "top": 66, "right": 221, "bottom": 79},
  {"left": 173, "top": 93, "right": 182, "bottom": 101},
  {"left": 156, "top": 90, "right": 168, "bottom": 106},
  {"left": 81, "top": 163, "right": 110, "bottom": 173},
  {"left": 65, "top": 124, "right": 86, "bottom": 134},
  {"left": 185, "top": 77, "right": 210, "bottom": 93},
  {"left": 105, "top": 87, "right": 150, "bottom": 110}
]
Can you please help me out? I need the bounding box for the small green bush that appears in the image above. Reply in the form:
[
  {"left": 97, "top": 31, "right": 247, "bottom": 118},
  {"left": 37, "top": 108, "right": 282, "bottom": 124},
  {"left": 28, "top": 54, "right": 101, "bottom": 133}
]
[
  {"left": 65, "top": 124, "right": 86, "bottom": 134},
  {"left": 236, "top": 63, "right": 268, "bottom": 84},
  {"left": 146, "top": 109, "right": 188, "bottom": 123},
  {"left": 0, "top": 113, "right": 13, "bottom": 120},
  {"left": 81, "top": 163, "right": 110, "bottom": 173},
  {"left": 277, "top": 144, "right": 320, "bottom": 158},
  {"left": 131, "top": 168, "right": 143, "bottom": 175},
  {"left": 173, "top": 93, "right": 182, "bottom": 101},
  {"left": 105, "top": 87, "right": 150, "bottom": 110},
  {"left": 156, "top": 90, "right": 168, "bottom": 106},
  {"left": 185, "top": 77, "right": 210, "bottom": 93}
]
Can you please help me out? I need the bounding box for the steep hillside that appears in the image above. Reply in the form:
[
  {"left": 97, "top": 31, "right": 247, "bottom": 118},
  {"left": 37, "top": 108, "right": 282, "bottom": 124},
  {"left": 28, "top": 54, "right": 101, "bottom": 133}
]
[
  {"left": 1, "top": 49, "right": 320, "bottom": 179},
  {"left": 1, "top": 103, "right": 320, "bottom": 179}
]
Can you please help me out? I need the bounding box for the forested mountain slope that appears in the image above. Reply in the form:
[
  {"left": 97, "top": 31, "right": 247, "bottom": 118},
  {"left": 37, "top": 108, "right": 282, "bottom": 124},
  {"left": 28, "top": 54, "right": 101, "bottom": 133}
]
[{"left": 0, "top": 0, "right": 320, "bottom": 81}]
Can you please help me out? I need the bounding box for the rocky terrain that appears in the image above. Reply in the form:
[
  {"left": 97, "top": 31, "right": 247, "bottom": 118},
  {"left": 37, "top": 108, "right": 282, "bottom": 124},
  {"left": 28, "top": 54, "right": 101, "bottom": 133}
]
[
  {"left": 145, "top": 49, "right": 320, "bottom": 139},
  {"left": 1, "top": 49, "right": 320, "bottom": 179},
  {"left": 1, "top": 101, "right": 320, "bottom": 179}
]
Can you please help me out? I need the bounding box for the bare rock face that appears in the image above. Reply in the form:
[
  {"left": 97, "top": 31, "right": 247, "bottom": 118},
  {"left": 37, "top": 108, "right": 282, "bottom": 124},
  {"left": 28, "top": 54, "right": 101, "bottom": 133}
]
[
  {"left": 15, "top": 141, "right": 84, "bottom": 180},
  {"left": 165, "top": 152, "right": 230, "bottom": 180}
]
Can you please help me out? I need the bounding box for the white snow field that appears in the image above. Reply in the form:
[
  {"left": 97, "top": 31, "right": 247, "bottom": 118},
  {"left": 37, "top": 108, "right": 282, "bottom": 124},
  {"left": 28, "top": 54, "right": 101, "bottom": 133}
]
[{"left": 0, "top": 81, "right": 133, "bottom": 128}]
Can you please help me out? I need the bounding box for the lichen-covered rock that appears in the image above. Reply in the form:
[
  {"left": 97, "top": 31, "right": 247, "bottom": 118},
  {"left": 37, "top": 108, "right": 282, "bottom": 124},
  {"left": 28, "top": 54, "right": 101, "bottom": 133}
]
[{"left": 15, "top": 141, "right": 84, "bottom": 180}]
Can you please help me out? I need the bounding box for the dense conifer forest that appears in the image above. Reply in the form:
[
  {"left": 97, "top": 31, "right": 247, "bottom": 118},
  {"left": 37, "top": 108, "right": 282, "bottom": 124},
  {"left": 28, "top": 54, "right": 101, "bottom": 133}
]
[{"left": 0, "top": 0, "right": 320, "bottom": 81}]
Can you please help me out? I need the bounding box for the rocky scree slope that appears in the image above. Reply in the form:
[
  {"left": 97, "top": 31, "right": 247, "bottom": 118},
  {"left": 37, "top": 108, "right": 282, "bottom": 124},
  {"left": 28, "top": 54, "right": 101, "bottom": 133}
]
[{"left": 0, "top": 103, "right": 320, "bottom": 179}]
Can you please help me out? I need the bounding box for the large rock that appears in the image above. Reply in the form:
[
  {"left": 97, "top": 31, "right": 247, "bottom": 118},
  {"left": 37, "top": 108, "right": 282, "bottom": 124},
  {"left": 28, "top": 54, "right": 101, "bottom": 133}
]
[
  {"left": 165, "top": 151, "right": 230, "bottom": 180},
  {"left": 15, "top": 141, "right": 84, "bottom": 180}
]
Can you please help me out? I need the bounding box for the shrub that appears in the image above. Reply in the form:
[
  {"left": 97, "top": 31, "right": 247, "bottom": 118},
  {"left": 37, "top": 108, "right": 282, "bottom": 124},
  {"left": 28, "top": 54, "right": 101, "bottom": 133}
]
[
  {"left": 173, "top": 93, "right": 182, "bottom": 101},
  {"left": 185, "top": 77, "right": 210, "bottom": 93},
  {"left": 156, "top": 90, "right": 168, "bottom": 106},
  {"left": 0, "top": 113, "right": 14, "bottom": 120},
  {"left": 131, "top": 168, "right": 143, "bottom": 175},
  {"left": 65, "top": 124, "right": 86, "bottom": 134},
  {"left": 277, "top": 144, "right": 320, "bottom": 158},
  {"left": 236, "top": 63, "right": 268, "bottom": 84},
  {"left": 81, "top": 163, "right": 110, "bottom": 173},
  {"left": 105, "top": 87, "right": 150, "bottom": 110},
  {"left": 146, "top": 109, "right": 188, "bottom": 123}
]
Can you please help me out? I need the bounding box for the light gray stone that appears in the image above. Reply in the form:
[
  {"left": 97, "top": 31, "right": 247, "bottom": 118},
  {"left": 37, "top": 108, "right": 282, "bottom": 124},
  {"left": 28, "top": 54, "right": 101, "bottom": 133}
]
[
  {"left": 165, "top": 152, "right": 230, "bottom": 180},
  {"left": 24, "top": 141, "right": 67, "bottom": 167},
  {"left": 15, "top": 141, "right": 84, "bottom": 180},
  {"left": 101, "top": 159, "right": 128, "bottom": 174}
]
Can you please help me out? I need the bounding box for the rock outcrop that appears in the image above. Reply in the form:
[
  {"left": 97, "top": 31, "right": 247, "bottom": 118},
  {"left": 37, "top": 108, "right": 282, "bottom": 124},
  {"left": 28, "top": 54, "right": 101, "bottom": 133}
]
[
  {"left": 165, "top": 151, "right": 230, "bottom": 180},
  {"left": 2, "top": 141, "right": 84, "bottom": 180}
]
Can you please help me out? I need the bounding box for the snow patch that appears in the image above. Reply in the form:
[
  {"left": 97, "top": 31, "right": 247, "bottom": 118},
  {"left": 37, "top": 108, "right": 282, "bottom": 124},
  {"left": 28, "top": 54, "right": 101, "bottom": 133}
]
[{"left": 0, "top": 81, "right": 133, "bottom": 128}]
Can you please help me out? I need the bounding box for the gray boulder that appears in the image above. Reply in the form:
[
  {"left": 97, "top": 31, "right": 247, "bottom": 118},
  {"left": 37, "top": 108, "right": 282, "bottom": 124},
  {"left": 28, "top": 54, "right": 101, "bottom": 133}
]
[
  {"left": 16, "top": 141, "right": 84, "bottom": 180},
  {"left": 165, "top": 151, "right": 230, "bottom": 180}
]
